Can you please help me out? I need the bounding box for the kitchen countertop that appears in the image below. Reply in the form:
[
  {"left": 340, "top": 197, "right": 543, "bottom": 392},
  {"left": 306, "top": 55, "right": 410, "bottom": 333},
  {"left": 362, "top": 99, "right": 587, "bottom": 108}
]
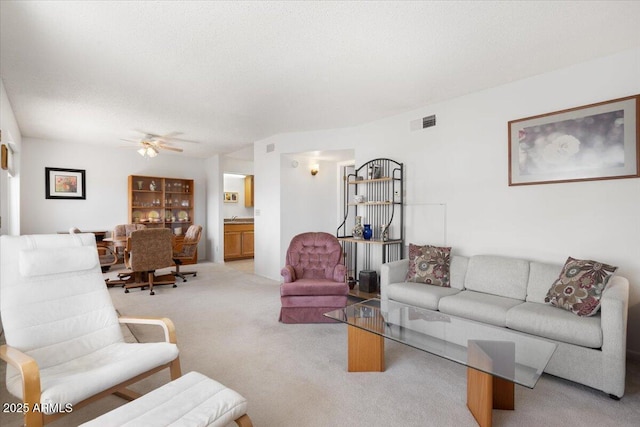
[{"left": 224, "top": 218, "right": 254, "bottom": 224}]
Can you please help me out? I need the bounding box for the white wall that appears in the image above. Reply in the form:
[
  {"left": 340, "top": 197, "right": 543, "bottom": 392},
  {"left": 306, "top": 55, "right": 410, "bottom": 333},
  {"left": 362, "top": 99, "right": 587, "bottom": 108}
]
[
  {"left": 280, "top": 155, "right": 341, "bottom": 255},
  {"left": 254, "top": 48, "right": 640, "bottom": 354},
  {"left": 253, "top": 129, "right": 359, "bottom": 279},
  {"left": 0, "top": 79, "right": 22, "bottom": 236},
  {"left": 20, "top": 138, "right": 209, "bottom": 259},
  {"left": 205, "top": 154, "right": 222, "bottom": 263}
]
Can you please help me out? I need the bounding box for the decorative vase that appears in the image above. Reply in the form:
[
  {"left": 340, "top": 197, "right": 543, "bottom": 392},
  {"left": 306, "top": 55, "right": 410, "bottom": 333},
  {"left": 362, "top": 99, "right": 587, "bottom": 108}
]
[
  {"left": 380, "top": 224, "right": 389, "bottom": 242},
  {"left": 363, "top": 224, "right": 373, "bottom": 240},
  {"left": 137, "top": 181, "right": 143, "bottom": 190},
  {"left": 352, "top": 216, "right": 364, "bottom": 239}
]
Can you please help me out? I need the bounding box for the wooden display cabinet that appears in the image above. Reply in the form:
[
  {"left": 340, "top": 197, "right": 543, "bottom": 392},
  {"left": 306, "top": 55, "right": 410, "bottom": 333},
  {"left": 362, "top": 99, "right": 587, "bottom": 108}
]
[{"left": 128, "top": 175, "right": 197, "bottom": 264}]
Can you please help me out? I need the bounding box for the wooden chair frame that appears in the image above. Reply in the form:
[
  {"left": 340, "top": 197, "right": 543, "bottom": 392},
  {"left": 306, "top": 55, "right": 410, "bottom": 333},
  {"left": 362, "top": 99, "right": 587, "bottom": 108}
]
[{"left": 0, "top": 317, "right": 182, "bottom": 427}]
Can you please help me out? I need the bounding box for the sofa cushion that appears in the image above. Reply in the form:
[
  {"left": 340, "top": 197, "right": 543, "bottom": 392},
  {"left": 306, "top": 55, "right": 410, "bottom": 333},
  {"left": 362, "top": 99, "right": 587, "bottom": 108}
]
[
  {"left": 464, "top": 255, "right": 529, "bottom": 300},
  {"left": 406, "top": 244, "right": 451, "bottom": 287},
  {"left": 526, "top": 261, "right": 563, "bottom": 304},
  {"left": 438, "top": 290, "right": 523, "bottom": 327},
  {"left": 385, "top": 282, "right": 460, "bottom": 310},
  {"left": 506, "top": 302, "right": 602, "bottom": 348},
  {"left": 545, "top": 257, "right": 617, "bottom": 317},
  {"left": 449, "top": 255, "right": 469, "bottom": 290}
]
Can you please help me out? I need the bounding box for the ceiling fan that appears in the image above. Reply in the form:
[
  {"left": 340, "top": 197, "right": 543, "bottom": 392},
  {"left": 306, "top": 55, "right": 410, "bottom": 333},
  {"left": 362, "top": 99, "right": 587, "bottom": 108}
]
[{"left": 120, "top": 130, "right": 197, "bottom": 158}]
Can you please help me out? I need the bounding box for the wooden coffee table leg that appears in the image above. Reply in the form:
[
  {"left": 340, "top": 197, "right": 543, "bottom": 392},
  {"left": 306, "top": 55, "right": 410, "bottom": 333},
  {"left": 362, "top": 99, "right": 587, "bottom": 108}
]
[
  {"left": 467, "top": 367, "right": 514, "bottom": 427},
  {"left": 467, "top": 340, "right": 515, "bottom": 427},
  {"left": 347, "top": 325, "right": 384, "bottom": 372}
]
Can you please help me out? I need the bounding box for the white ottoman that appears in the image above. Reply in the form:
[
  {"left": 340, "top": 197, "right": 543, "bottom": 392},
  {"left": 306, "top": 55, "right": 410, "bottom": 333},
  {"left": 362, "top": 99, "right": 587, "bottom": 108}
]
[{"left": 80, "top": 371, "right": 252, "bottom": 427}]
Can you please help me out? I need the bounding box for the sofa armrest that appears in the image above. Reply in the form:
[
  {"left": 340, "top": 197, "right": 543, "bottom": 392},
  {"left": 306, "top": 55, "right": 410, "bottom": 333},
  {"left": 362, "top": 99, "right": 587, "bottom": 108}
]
[
  {"left": 599, "top": 275, "right": 629, "bottom": 398},
  {"left": 380, "top": 259, "right": 409, "bottom": 311},
  {"left": 0, "top": 344, "right": 43, "bottom": 427},
  {"left": 281, "top": 265, "right": 296, "bottom": 282},
  {"left": 118, "top": 316, "right": 178, "bottom": 344},
  {"left": 381, "top": 259, "right": 409, "bottom": 288}
]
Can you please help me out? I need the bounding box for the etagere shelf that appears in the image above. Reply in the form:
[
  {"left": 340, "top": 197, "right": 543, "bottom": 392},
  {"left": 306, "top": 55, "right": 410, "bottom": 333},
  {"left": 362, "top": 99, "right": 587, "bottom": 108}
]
[{"left": 337, "top": 159, "right": 404, "bottom": 295}]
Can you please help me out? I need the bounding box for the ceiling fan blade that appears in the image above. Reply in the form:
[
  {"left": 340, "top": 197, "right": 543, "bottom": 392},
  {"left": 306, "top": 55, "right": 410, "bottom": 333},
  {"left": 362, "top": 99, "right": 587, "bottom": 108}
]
[
  {"left": 120, "top": 138, "right": 140, "bottom": 143},
  {"left": 160, "top": 138, "right": 200, "bottom": 144},
  {"left": 132, "top": 129, "right": 160, "bottom": 138},
  {"left": 158, "top": 145, "right": 183, "bottom": 152},
  {"left": 130, "top": 129, "right": 199, "bottom": 144},
  {"left": 158, "top": 131, "right": 182, "bottom": 139}
]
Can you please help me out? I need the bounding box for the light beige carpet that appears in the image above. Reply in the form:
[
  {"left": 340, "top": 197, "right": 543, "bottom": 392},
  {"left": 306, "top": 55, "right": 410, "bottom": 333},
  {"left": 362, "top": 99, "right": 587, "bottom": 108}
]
[{"left": 2, "top": 261, "right": 639, "bottom": 426}]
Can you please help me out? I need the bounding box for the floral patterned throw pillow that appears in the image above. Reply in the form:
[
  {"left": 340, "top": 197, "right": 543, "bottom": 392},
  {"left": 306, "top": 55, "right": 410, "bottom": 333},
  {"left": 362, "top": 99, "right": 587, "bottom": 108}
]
[
  {"left": 405, "top": 244, "right": 451, "bottom": 287},
  {"left": 545, "top": 257, "right": 617, "bottom": 317}
]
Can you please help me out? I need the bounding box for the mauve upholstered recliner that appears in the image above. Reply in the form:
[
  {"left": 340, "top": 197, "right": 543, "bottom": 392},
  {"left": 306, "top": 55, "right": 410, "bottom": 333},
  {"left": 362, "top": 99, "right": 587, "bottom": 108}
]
[{"left": 279, "top": 232, "right": 349, "bottom": 323}]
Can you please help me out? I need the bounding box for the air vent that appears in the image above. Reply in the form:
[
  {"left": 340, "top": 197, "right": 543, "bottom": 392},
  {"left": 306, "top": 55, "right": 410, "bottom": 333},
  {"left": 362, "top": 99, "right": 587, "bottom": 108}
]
[
  {"left": 266, "top": 143, "right": 275, "bottom": 153},
  {"left": 410, "top": 114, "right": 437, "bottom": 131},
  {"left": 422, "top": 114, "right": 436, "bottom": 128}
]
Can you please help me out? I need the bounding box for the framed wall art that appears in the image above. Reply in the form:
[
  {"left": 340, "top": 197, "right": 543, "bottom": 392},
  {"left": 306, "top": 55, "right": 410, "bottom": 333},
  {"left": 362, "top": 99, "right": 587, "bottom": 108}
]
[
  {"left": 508, "top": 94, "right": 639, "bottom": 186},
  {"left": 45, "top": 167, "right": 86, "bottom": 199},
  {"left": 223, "top": 191, "right": 238, "bottom": 203},
  {"left": 1, "top": 144, "right": 8, "bottom": 170}
]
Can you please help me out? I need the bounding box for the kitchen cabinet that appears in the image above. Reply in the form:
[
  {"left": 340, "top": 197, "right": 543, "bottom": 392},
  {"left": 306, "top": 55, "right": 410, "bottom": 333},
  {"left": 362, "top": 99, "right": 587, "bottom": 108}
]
[
  {"left": 244, "top": 175, "right": 254, "bottom": 207},
  {"left": 224, "top": 222, "right": 254, "bottom": 261}
]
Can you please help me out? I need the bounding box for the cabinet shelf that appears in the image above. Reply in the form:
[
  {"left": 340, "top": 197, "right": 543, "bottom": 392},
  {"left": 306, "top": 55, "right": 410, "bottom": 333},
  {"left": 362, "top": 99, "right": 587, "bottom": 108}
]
[
  {"left": 347, "top": 176, "right": 399, "bottom": 185},
  {"left": 347, "top": 201, "right": 400, "bottom": 206},
  {"left": 338, "top": 237, "right": 403, "bottom": 245}
]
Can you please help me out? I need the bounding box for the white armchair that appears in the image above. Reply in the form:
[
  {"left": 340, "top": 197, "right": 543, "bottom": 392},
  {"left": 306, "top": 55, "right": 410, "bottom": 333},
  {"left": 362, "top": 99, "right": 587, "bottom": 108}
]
[{"left": 0, "top": 233, "right": 182, "bottom": 427}]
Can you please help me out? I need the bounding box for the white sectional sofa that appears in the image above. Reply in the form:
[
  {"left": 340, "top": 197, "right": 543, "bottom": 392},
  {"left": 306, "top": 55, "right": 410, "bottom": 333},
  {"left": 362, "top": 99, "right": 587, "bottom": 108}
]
[{"left": 380, "top": 254, "right": 630, "bottom": 398}]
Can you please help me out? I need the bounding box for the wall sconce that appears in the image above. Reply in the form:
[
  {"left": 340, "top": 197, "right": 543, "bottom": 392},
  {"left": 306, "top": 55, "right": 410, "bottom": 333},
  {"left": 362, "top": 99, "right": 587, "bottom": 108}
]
[{"left": 310, "top": 164, "right": 319, "bottom": 176}]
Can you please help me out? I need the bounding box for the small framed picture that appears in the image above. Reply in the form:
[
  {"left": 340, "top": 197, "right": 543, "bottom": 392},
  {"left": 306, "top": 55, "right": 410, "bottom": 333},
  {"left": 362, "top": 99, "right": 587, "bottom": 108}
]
[
  {"left": 1, "top": 144, "right": 8, "bottom": 170},
  {"left": 224, "top": 191, "right": 239, "bottom": 203},
  {"left": 45, "top": 167, "right": 86, "bottom": 200}
]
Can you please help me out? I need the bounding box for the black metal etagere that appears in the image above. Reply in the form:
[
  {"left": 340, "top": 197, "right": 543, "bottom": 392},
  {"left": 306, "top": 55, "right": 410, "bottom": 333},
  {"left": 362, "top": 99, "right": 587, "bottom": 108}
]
[{"left": 337, "top": 158, "right": 404, "bottom": 294}]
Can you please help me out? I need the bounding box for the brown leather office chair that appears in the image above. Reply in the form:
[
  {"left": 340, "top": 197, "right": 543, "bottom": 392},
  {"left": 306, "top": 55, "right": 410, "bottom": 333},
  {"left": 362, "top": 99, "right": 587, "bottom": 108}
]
[
  {"left": 172, "top": 225, "right": 202, "bottom": 282},
  {"left": 112, "top": 223, "right": 146, "bottom": 258},
  {"left": 121, "top": 228, "right": 177, "bottom": 295}
]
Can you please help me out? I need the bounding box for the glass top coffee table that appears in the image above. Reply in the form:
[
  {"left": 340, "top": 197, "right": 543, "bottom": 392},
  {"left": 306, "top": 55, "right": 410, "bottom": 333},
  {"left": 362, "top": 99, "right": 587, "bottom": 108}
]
[{"left": 324, "top": 299, "right": 557, "bottom": 427}]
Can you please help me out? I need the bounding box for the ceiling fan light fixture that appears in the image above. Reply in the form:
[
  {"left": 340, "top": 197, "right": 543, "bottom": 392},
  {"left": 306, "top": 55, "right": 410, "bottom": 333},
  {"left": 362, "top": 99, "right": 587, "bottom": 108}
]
[{"left": 138, "top": 145, "right": 159, "bottom": 158}]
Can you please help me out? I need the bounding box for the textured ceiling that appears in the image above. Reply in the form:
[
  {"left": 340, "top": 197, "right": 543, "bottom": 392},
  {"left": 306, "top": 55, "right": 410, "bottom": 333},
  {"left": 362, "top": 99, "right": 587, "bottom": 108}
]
[{"left": 1, "top": 1, "right": 639, "bottom": 158}]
